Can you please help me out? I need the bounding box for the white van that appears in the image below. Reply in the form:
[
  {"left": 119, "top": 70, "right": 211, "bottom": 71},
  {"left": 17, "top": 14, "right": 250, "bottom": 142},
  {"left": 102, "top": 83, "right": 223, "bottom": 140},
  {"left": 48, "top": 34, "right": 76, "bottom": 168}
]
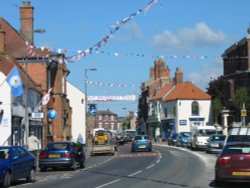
[{"left": 190, "top": 125, "right": 216, "bottom": 150}]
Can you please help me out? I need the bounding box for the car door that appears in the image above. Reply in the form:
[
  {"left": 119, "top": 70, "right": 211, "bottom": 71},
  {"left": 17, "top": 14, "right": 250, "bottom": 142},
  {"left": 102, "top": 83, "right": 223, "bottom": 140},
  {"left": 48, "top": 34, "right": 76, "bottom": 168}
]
[{"left": 11, "top": 147, "right": 33, "bottom": 180}]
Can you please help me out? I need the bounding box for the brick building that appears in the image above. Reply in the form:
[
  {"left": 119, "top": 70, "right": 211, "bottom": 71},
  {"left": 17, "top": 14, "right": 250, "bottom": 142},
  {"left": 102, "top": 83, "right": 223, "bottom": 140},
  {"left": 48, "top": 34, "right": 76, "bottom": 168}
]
[
  {"left": 94, "top": 109, "right": 118, "bottom": 130},
  {"left": 0, "top": 1, "right": 72, "bottom": 147},
  {"left": 222, "top": 26, "right": 250, "bottom": 124}
]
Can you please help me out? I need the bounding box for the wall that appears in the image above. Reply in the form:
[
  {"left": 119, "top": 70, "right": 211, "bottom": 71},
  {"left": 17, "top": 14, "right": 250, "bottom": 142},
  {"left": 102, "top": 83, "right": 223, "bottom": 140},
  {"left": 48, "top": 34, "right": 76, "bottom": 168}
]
[
  {"left": 0, "top": 72, "right": 12, "bottom": 145},
  {"left": 67, "top": 82, "right": 86, "bottom": 144}
]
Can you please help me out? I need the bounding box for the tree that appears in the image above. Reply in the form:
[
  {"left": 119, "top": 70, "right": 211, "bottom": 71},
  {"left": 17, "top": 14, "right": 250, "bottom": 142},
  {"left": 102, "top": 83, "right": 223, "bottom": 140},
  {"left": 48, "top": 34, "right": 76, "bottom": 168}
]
[
  {"left": 212, "top": 97, "right": 223, "bottom": 124},
  {"left": 122, "top": 116, "right": 133, "bottom": 130},
  {"left": 232, "top": 87, "right": 250, "bottom": 119}
]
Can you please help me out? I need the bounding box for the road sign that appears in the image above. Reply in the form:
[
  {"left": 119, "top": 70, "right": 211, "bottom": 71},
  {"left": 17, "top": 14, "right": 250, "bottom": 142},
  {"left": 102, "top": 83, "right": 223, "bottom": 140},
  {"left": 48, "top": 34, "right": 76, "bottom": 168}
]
[
  {"left": 89, "top": 104, "right": 96, "bottom": 115},
  {"left": 241, "top": 110, "right": 247, "bottom": 116},
  {"left": 31, "top": 112, "right": 44, "bottom": 119}
]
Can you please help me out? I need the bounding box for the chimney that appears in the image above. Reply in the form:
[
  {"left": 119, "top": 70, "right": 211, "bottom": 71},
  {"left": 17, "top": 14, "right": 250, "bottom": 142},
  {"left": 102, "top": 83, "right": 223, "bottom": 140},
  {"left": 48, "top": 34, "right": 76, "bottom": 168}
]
[
  {"left": 20, "top": 1, "right": 34, "bottom": 44},
  {"left": 174, "top": 67, "right": 183, "bottom": 84},
  {"left": 0, "top": 30, "right": 5, "bottom": 54}
]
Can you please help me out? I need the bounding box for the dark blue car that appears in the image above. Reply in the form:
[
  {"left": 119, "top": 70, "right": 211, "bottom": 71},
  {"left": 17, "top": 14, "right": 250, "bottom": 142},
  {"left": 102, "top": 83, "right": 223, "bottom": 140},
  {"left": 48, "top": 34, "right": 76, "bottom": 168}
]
[
  {"left": 39, "top": 141, "right": 85, "bottom": 171},
  {"left": 0, "top": 146, "right": 36, "bottom": 187}
]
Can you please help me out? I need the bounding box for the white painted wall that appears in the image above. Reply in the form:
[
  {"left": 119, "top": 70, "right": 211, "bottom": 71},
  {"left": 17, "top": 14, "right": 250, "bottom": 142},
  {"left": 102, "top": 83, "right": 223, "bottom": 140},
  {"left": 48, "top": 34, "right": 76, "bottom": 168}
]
[
  {"left": 67, "top": 82, "right": 86, "bottom": 144},
  {"left": 0, "top": 72, "right": 12, "bottom": 146},
  {"left": 161, "top": 99, "right": 211, "bottom": 133}
]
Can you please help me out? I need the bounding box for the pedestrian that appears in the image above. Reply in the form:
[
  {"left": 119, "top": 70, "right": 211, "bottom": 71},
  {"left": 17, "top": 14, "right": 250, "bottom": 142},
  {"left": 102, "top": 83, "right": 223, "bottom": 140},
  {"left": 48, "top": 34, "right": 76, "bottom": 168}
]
[
  {"left": 27, "top": 131, "right": 40, "bottom": 159},
  {"left": 77, "top": 133, "right": 84, "bottom": 144},
  {"left": 155, "top": 127, "right": 160, "bottom": 142},
  {"left": 76, "top": 133, "right": 84, "bottom": 151}
]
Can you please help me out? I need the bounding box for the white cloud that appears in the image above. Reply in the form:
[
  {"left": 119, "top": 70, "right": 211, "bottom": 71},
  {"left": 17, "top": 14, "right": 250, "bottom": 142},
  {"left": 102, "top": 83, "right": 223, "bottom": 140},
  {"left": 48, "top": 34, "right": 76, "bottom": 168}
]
[
  {"left": 152, "top": 22, "right": 227, "bottom": 52},
  {"left": 187, "top": 62, "right": 223, "bottom": 91},
  {"left": 114, "top": 22, "right": 143, "bottom": 42}
]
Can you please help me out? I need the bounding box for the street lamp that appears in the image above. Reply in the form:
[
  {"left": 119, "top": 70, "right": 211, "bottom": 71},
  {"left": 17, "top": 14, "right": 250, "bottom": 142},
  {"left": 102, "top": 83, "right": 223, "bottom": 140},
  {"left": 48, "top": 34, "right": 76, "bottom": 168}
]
[{"left": 84, "top": 68, "right": 97, "bottom": 145}]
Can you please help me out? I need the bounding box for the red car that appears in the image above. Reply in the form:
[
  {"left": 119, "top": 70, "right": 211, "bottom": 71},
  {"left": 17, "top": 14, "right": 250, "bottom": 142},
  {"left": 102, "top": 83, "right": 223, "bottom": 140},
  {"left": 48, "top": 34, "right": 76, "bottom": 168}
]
[{"left": 215, "top": 142, "right": 250, "bottom": 185}]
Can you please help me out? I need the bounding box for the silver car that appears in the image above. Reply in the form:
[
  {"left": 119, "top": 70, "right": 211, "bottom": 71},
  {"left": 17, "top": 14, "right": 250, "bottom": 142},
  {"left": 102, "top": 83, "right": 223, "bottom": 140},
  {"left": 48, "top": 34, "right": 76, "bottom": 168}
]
[{"left": 206, "top": 134, "right": 226, "bottom": 154}]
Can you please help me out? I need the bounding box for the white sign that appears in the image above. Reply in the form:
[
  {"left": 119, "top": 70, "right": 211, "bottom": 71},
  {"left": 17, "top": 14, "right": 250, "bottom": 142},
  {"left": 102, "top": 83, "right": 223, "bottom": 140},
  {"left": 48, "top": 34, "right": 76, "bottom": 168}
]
[
  {"left": 31, "top": 112, "right": 44, "bottom": 119},
  {"left": 88, "top": 95, "right": 136, "bottom": 102}
]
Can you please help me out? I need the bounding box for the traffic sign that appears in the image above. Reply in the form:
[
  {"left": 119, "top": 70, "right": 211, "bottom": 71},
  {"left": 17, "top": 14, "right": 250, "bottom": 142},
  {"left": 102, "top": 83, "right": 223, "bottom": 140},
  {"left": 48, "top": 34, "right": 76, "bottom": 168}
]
[{"left": 241, "top": 110, "right": 247, "bottom": 116}]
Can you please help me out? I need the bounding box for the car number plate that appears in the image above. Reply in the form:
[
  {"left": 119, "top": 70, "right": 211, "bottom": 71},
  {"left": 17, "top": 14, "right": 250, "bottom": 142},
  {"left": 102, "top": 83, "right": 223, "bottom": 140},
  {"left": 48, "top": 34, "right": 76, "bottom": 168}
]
[
  {"left": 49, "top": 154, "right": 60, "bottom": 158},
  {"left": 139, "top": 145, "right": 146, "bottom": 148},
  {"left": 232, "top": 171, "right": 250, "bottom": 176}
]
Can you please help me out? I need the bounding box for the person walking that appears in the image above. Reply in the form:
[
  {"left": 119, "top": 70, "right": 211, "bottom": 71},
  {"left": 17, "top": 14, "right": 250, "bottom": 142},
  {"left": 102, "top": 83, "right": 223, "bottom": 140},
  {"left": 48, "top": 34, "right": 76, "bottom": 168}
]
[
  {"left": 155, "top": 127, "right": 160, "bottom": 142},
  {"left": 27, "top": 131, "right": 40, "bottom": 167},
  {"left": 77, "top": 133, "right": 84, "bottom": 144}
]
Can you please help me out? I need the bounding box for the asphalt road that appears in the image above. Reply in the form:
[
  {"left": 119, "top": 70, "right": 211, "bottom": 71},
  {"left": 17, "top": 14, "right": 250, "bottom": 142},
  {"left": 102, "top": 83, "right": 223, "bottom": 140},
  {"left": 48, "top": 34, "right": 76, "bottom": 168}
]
[{"left": 10, "top": 143, "right": 250, "bottom": 188}]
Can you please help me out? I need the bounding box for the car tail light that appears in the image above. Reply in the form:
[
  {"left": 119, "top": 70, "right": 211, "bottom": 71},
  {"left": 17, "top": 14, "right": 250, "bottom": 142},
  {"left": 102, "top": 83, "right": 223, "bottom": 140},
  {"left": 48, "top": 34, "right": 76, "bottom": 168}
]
[
  {"left": 146, "top": 140, "right": 151, "bottom": 143},
  {"left": 218, "top": 156, "right": 231, "bottom": 164},
  {"left": 132, "top": 140, "right": 137, "bottom": 144},
  {"left": 61, "top": 153, "right": 73, "bottom": 158},
  {"left": 39, "top": 153, "right": 48, "bottom": 159}
]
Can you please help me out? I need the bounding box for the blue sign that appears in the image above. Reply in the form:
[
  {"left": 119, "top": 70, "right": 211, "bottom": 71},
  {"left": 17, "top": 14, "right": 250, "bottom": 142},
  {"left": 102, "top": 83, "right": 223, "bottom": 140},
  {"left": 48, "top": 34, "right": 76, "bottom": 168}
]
[
  {"left": 48, "top": 110, "right": 57, "bottom": 120},
  {"left": 179, "top": 120, "right": 187, "bottom": 125},
  {"left": 89, "top": 105, "right": 96, "bottom": 115}
]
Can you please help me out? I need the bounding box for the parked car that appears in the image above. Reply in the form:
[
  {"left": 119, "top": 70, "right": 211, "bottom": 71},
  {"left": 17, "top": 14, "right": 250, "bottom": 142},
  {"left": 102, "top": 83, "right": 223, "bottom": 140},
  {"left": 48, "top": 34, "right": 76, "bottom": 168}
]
[
  {"left": 0, "top": 146, "right": 36, "bottom": 187},
  {"left": 116, "top": 133, "right": 126, "bottom": 145},
  {"left": 39, "top": 141, "right": 85, "bottom": 171},
  {"left": 176, "top": 132, "right": 191, "bottom": 147},
  {"left": 206, "top": 134, "right": 226, "bottom": 154},
  {"left": 167, "top": 133, "right": 178, "bottom": 146},
  {"left": 131, "top": 135, "right": 152, "bottom": 152},
  {"left": 215, "top": 142, "right": 250, "bottom": 185}
]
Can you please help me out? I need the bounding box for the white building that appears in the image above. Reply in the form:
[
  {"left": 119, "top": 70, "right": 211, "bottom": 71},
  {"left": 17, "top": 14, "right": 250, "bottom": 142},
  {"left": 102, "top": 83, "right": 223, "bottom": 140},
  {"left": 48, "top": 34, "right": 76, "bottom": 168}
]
[
  {"left": 67, "top": 82, "right": 86, "bottom": 144},
  {"left": 0, "top": 72, "right": 12, "bottom": 146},
  {"left": 150, "top": 82, "right": 211, "bottom": 139}
]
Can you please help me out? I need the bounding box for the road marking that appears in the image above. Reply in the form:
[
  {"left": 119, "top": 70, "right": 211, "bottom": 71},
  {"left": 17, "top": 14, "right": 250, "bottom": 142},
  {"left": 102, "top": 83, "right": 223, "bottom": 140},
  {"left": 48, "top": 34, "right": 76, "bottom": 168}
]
[
  {"left": 116, "top": 153, "right": 160, "bottom": 158},
  {"left": 128, "top": 170, "right": 142, "bottom": 177},
  {"left": 96, "top": 179, "right": 121, "bottom": 188},
  {"left": 146, "top": 164, "right": 155, "bottom": 169}
]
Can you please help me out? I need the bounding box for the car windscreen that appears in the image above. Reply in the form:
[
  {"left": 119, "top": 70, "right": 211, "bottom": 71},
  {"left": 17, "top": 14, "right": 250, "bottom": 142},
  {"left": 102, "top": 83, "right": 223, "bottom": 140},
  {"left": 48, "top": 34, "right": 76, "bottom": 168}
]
[
  {"left": 198, "top": 129, "right": 216, "bottom": 136},
  {"left": 223, "top": 145, "right": 250, "bottom": 154},
  {"left": 227, "top": 135, "right": 250, "bottom": 143},
  {"left": 212, "top": 135, "right": 226, "bottom": 141}
]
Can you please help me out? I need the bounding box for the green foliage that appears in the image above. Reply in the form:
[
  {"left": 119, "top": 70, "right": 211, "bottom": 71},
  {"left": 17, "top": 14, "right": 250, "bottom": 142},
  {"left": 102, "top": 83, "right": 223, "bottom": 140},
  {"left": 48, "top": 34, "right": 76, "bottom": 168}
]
[
  {"left": 212, "top": 97, "right": 223, "bottom": 123},
  {"left": 122, "top": 116, "right": 133, "bottom": 130},
  {"left": 232, "top": 87, "right": 250, "bottom": 110}
]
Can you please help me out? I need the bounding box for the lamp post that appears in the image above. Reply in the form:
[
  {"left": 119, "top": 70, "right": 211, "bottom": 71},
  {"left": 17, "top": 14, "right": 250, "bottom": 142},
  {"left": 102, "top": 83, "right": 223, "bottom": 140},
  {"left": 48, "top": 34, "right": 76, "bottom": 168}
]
[{"left": 84, "top": 68, "right": 97, "bottom": 145}]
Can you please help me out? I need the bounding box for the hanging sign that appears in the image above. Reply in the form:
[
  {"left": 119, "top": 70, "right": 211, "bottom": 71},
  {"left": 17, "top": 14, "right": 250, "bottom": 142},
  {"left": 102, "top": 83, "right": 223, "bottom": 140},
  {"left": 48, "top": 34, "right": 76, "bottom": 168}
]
[{"left": 48, "top": 110, "right": 58, "bottom": 120}]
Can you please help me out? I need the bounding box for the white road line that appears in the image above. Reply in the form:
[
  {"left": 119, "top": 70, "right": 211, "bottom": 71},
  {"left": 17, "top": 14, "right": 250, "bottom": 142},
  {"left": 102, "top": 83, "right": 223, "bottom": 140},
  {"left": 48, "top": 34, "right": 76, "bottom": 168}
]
[
  {"left": 128, "top": 170, "right": 142, "bottom": 177},
  {"left": 146, "top": 164, "right": 155, "bottom": 169},
  {"left": 96, "top": 179, "right": 121, "bottom": 188}
]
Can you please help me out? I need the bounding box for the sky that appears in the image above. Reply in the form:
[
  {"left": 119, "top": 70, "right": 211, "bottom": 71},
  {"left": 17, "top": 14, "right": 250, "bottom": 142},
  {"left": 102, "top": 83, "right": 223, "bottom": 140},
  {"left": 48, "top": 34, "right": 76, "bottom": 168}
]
[{"left": 1, "top": 0, "right": 250, "bottom": 117}]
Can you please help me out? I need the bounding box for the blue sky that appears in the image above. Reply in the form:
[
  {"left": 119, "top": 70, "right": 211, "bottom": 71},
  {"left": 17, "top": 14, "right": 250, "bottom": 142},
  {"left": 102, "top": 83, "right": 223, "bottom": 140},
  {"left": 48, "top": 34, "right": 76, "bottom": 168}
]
[{"left": 1, "top": 0, "right": 250, "bottom": 116}]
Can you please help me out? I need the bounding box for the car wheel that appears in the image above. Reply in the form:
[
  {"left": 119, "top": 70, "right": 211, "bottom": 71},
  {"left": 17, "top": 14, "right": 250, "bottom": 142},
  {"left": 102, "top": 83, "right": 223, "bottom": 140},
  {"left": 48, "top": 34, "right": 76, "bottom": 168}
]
[
  {"left": 3, "top": 172, "right": 11, "bottom": 188},
  {"left": 40, "top": 167, "right": 46, "bottom": 172},
  {"left": 80, "top": 161, "right": 85, "bottom": 169},
  {"left": 71, "top": 160, "right": 77, "bottom": 171},
  {"left": 214, "top": 178, "right": 224, "bottom": 187},
  {"left": 148, "top": 148, "right": 152, "bottom": 152},
  {"left": 3, "top": 171, "right": 11, "bottom": 188},
  {"left": 27, "top": 168, "right": 36, "bottom": 182}
]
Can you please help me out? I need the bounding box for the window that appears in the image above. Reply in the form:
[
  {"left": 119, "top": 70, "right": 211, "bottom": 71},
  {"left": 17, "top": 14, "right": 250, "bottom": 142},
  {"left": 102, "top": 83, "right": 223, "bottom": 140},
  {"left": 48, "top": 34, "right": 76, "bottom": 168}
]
[
  {"left": 191, "top": 101, "right": 199, "bottom": 115},
  {"left": 164, "top": 108, "right": 168, "bottom": 118},
  {"left": 98, "top": 115, "right": 102, "bottom": 121}
]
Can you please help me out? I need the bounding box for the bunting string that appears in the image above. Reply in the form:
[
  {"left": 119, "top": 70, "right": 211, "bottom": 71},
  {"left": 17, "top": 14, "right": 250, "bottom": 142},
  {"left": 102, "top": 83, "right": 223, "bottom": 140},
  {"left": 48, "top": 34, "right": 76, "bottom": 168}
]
[{"left": 24, "top": 0, "right": 158, "bottom": 63}]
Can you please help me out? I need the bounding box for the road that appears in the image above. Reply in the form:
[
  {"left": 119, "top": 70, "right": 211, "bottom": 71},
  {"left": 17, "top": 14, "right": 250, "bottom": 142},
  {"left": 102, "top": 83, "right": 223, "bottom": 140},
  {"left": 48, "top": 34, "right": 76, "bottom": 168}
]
[{"left": 10, "top": 143, "right": 250, "bottom": 188}]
